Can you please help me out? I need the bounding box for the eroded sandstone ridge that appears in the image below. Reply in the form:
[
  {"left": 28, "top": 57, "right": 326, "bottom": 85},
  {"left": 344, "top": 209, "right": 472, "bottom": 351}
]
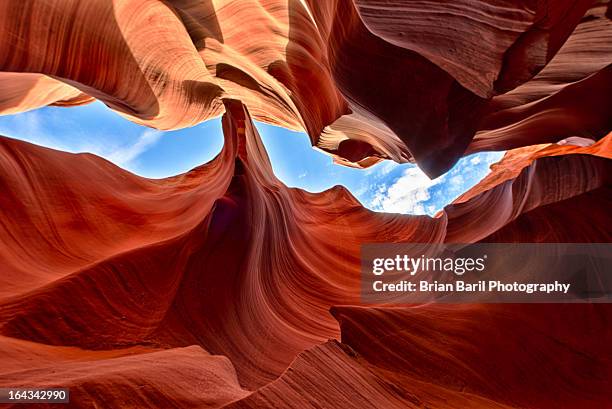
[
  {"left": 1, "top": 1, "right": 610, "bottom": 176},
  {"left": 0, "top": 1, "right": 611, "bottom": 408},
  {"left": 0, "top": 100, "right": 610, "bottom": 407}
]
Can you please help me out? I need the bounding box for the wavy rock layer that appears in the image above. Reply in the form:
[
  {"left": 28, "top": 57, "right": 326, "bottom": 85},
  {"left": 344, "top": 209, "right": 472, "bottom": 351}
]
[
  {"left": 231, "top": 304, "right": 610, "bottom": 409},
  {"left": 0, "top": 101, "right": 610, "bottom": 408},
  {"left": 1, "top": 1, "right": 610, "bottom": 176},
  {"left": 0, "top": 1, "right": 611, "bottom": 406}
]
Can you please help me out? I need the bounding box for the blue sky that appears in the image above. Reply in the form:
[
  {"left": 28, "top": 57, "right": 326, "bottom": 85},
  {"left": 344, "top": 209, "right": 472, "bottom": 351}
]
[{"left": 0, "top": 101, "right": 503, "bottom": 215}]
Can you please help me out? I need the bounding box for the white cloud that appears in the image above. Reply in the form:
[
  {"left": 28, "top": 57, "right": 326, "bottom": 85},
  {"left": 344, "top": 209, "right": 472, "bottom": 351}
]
[
  {"left": 105, "top": 129, "right": 162, "bottom": 168},
  {"left": 448, "top": 174, "right": 464, "bottom": 189},
  {"left": 368, "top": 166, "right": 442, "bottom": 214},
  {"left": 0, "top": 111, "right": 162, "bottom": 172}
]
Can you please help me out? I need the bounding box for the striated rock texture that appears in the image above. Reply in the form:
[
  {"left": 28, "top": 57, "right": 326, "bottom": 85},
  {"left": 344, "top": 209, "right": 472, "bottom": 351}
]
[
  {"left": 0, "top": 100, "right": 610, "bottom": 408},
  {"left": 0, "top": 0, "right": 611, "bottom": 407},
  {"left": 0, "top": 1, "right": 610, "bottom": 176}
]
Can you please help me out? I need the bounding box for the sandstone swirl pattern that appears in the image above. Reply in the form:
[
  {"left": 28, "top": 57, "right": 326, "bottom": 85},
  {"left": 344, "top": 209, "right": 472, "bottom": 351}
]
[
  {"left": 0, "top": 1, "right": 611, "bottom": 408},
  {"left": 1, "top": 1, "right": 610, "bottom": 175},
  {"left": 0, "top": 101, "right": 610, "bottom": 407}
]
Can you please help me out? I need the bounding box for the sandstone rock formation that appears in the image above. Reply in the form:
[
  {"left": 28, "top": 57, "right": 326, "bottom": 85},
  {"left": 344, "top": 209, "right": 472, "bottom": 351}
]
[
  {"left": 1, "top": 1, "right": 609, "bottom": 175},
  {"left": 0, "top": 0, "right": 611, "bottom": 407},
  {"left": 1, "top": 100, "right": 610, "bottom": 407}
]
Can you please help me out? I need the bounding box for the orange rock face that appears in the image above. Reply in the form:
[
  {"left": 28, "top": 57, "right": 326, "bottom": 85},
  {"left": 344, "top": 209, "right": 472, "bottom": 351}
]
[
  {"left": 1, "top": 100, "right": 611, "bottom": 407},
  {"left": 0, "top": 1, "right": 611, "bottom": 408},
  {"left": 1, "top": 1, "right": 609, "bottom": 175}
]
